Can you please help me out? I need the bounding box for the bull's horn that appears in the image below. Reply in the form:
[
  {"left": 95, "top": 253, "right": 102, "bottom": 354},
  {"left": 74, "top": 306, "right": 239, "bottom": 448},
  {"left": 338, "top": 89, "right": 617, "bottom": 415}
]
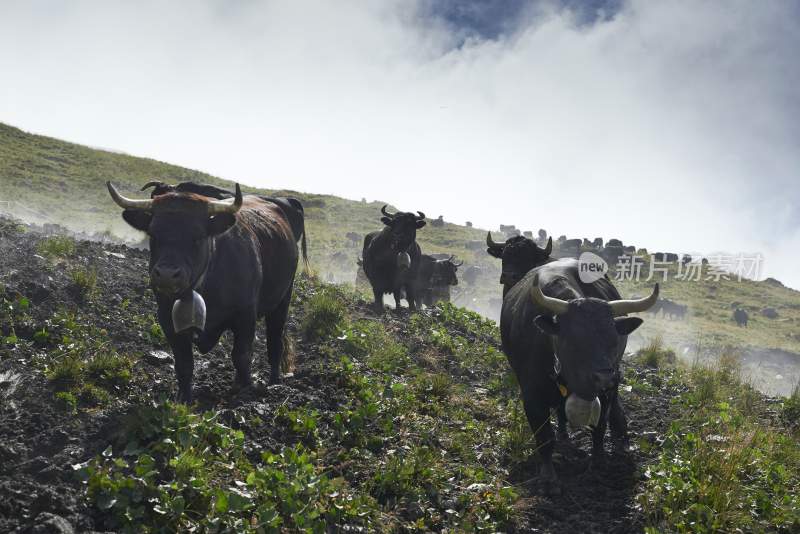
[
  {"left": 530, "top": 276, "right": 569, "bottom": 315},
  {"left": 381, "top": 205, "right": 394, "bottom": 218},
  {"left": 543, "top": 236, "right": 553, "bottom": 255},
  {"left": 107, "top": 181, "right": 154, "bottom": 210},
  {"left": 486, "top": 231, "right": 502, "bottom": 249},
  {"left": 453, "top": 258, "right": 464, "bottom": 267},
  {"left": 140, "top": 181, "right": 164, "bottom": 191},
  {"left": 608, "top": 284, "right": 660, "bottom": 316},
  {"left": 416, "top": 211, "right": 426, "bottom": 220},
  {"left": 207, "top": 183, "right": 243, "bottom": 215}
]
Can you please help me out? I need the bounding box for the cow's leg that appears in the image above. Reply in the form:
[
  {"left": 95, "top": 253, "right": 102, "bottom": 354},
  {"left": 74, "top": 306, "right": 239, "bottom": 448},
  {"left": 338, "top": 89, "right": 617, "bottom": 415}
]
[
  {"left": 393, "top": 289, "right": 404, "bottom": 311},
  {"left": 405, "top": 284, "right": 418, "bottom": 312},
  {"left": 265, "top": 287, "right": 292, "bottom": 385},
  {"left": 608, "top": 390, "right": 630, "bottom": 453},
  {"left": 521, "top": 390, "right": 558, "bottom": 494},
  {"left": 158, "top": 306, "right": 194, "bottom": 404},
  {"left": 231, "top": 316, "right": 256, "bottom": 389},
  {"left": 372, "top": 287, "right": 384, "bottom": 313}
]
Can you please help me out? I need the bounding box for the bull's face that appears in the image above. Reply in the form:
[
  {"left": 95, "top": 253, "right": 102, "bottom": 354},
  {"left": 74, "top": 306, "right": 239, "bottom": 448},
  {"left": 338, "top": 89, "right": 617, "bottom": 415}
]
[
  {"left": 529, "top": 280, "right": 658, "bottom": 427},
  {"left": 107, "top": 182, "right": 242, "bottom": 298},
  {"left": 487, "top": 234, "right": 552, "bottom": 291},
  {"left": 534, "top": 300, "right": 640, "bottom": 400},
  {"left": 380, "top": 206, "right": 426, "bottom": 252},
  {"left": 434, "top": 259, "right": 462, "bottom": 286}
]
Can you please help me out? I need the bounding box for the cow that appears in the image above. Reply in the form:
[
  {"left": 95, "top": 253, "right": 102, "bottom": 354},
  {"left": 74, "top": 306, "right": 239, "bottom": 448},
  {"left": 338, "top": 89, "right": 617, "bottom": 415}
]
[
  {"left": 362, "top": 205, "right": 426, "bottom": 312},
  {"left": 500, "top": 258, "right": 658, "bottom": 492},
  {"left": 345, "top": 231, "right": 362, "bottom": 247},
  {"left": 107, "top": 181, "right": 308, "bottom": 403},
  {"left": 733, "top": 308, "right": 749, "bottom": 327},
  {"left": 661, "top": 300, "right": 687, "bottom": 320},
  {"left": 486, "top": 232, "right": 553, "bottom": 295},
  {"left": 413, "top": 255, "right": 462, "bottom": 308}
]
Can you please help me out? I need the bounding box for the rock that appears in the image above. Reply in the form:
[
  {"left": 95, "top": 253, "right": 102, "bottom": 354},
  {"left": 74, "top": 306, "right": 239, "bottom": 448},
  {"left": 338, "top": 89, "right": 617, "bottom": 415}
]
[
  {"left": 145, "top": 350, "right": 174, "bottom": 365},
  {"left": 764, "top": 277, "right": 784, "bottom": 287},
  {"left": 30, "top": 512, "right": 75, "bottom": 534}
]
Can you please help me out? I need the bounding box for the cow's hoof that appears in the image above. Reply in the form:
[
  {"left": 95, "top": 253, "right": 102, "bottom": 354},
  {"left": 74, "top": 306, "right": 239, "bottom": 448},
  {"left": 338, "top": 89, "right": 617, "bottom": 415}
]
[
  {"left": 268, "top": 373, "right": 282, "bottom": 386},
  {"left": 176, "top": 391, "right": 193, "bottom": 404}
]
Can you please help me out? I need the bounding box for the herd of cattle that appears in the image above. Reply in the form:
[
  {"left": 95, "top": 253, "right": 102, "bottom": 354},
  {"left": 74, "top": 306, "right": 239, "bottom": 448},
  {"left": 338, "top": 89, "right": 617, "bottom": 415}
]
[{"left": 103, "top": 182, "right": 748, "bottom": 491}]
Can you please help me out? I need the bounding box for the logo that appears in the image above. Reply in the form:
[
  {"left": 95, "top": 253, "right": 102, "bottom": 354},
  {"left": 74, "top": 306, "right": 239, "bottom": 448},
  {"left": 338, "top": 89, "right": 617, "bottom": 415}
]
[{"left": 578, "top": 252, "right": 608, "bottom": 283}]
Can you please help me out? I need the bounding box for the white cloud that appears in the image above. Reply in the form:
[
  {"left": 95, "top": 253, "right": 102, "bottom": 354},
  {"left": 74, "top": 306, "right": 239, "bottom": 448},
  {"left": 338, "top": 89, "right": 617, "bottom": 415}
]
[{"left": 1, "top": 0, "right": 798, "bottom": 285}]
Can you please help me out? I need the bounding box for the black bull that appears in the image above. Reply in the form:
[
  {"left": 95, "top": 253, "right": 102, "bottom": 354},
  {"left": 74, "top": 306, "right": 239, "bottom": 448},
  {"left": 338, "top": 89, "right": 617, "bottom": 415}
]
[
  {"left": 107, "top": 181, "right": 308, "bottom": 403},
  {"left": 362, "top": 205, "right": 426, "bottom": 312},
  {"left": 500, "top": 258, "right": 657, "bottom": 490}
]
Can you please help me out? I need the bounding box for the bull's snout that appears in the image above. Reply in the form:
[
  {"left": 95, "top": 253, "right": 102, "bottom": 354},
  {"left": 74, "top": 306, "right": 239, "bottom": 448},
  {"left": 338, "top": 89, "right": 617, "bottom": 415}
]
[
  {"left": 593, "top": 369, "right": 617, "bottom": 391},
  {"left": 151, "top": 264, "right": 189, "bottom": 295}
]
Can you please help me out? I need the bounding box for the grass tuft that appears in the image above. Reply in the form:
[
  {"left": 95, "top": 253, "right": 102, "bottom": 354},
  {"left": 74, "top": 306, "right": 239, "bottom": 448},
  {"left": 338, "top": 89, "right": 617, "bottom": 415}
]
[{"left": 37, "top": 235, "right": 75, "bottom": 259}]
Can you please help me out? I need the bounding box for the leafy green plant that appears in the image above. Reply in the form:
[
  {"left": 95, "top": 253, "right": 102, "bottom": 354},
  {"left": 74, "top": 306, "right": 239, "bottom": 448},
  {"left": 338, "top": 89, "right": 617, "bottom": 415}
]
[{"left": 80, "top": 403, "right": 376, "bottom": 533}]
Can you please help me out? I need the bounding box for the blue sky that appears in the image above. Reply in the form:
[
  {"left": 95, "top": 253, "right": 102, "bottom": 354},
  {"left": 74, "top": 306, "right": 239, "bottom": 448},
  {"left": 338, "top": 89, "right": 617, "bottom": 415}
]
[{"left": 1, "top": 0, "right": 799, "bottom": 287}]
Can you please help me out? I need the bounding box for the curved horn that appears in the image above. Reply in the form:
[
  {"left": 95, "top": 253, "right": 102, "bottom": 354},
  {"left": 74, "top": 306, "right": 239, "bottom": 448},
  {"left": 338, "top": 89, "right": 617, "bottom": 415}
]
[
  {"left": 543, "top": 236, "right": 553, "bottom": 255},
  {"left": 107, "top": 181, "right": 154, "bottom": 210},
  {"left": 530, "top": 276, "right": 570, "bottom": 315},
  {"left": 608, "top": 284, "right": 660, "bottom": 316},
  {"left": 416, "top": 211, "right": 426, "bottom": 220},
  {"left": 486, "top": 231, "right": 503, "bottom": 249},
  {"left": 381, "top": 205, "right": 394, "bottom": 218},
  {"left": 453, "top": 258, "right": 464, "bottom": 267},
  {"left": 207, "top": 183, "right": 243, "bottom": 215},
  {"left": 140, "top": 181, "right": 164, "bottom": 191}
]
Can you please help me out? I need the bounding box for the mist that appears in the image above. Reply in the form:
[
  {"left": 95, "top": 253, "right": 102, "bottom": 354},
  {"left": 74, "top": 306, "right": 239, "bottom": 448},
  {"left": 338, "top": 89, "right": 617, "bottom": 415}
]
[{"left": 1, "top": 0, "right": 798, "bottom": 286}]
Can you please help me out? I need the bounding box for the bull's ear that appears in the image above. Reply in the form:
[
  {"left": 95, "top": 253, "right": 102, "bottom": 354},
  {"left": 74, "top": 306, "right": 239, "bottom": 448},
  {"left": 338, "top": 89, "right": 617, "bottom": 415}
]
[
  {"left": 381, "top": 217, "right": 394, "bottom": 226},
  {"left": 207, "top": 213, "right": 237, "bottom": 236},
  {"left": 122, "top": 210, "right": 152, "bottom": 233},
  {"left": 415, "top": 220, "right": 427, "bottom": 229},
  {"left": 533, "top": 315, "right": 559, "bottom": 336},
  {"left": 614, "top": 317, "right": 643, "bottom": 336}
]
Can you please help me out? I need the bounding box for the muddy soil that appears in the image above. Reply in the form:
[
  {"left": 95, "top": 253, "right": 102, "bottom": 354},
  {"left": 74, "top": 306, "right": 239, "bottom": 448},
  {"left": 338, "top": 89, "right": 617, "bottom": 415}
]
[{"left": 0, "top": 219, "right": 682, "bottom": 533}]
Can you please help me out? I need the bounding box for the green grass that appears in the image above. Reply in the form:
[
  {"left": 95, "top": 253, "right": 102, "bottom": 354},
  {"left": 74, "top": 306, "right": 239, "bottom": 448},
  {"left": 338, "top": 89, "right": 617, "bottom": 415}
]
[
  {"left": 299, "top": 285, "right": 346, "bottom": 342},
  {"left": 69, "top": 266, "right": 98, "bottom": 298},
  {"left": 634, "top": 336, "right": 676, "bottom": 369},
  {"left": 640, "top": 351, "right": 800, "bottom": 533},
  {"left": 76, "top": 280, "right": 520, "bottom": 531},
  {"left": 37, "top": 235, "right": 75, "bottom": 259}
]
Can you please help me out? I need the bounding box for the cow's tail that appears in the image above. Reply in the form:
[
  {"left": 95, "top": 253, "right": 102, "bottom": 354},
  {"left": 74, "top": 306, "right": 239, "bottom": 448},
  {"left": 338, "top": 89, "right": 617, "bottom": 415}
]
[{"left": 286, "top": 198, "right": 311, "bottom": 274}]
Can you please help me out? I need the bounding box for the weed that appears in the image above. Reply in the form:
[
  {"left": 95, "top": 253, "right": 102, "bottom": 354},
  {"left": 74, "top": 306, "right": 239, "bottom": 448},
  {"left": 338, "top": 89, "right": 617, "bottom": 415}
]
[
  {"left": 69, "top": 266, "right": 98, "bottom": 298},
  {"left": 300, "top": 286, "right": 346, "bottom": 342},
  {"left": 37, "top": 235, "right": 75, "bottom": 259},
  {"left": 635, "top": 336, "right": 675, "bottom": 368}
]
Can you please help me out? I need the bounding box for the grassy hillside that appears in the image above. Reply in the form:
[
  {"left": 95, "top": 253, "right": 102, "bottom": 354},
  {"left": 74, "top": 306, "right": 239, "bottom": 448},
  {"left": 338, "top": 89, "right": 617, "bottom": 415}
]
[
  {"left": 2, "top": 121, "right": 799, "bottom": 394},
  {"left": 1, "top": 223, "right": 796, "bottom": 532}
]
